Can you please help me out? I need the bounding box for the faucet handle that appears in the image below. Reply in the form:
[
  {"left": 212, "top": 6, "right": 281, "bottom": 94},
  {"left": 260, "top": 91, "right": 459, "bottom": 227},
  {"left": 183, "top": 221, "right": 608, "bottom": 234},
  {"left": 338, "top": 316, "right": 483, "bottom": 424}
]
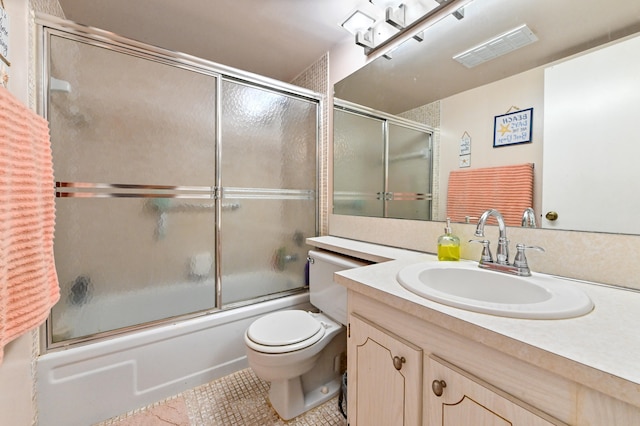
[
  {"left": 513, "top": 244, "right": 545, "bottom": 270},
  {"left": 464, "top": 216, "right": 478, "bottom": 224},
  {"left": 469, "top": 239, "right": 493, "bottom": 264}
]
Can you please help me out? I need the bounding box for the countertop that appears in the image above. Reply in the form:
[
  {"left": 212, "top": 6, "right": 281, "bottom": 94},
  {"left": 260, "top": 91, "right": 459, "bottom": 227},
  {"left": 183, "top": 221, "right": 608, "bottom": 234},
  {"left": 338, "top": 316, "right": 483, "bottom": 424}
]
[
  {"left": 307, "top": 235, "right": 422, "bottom": 263},
  {"left": 307, "top": 236, "right": 640, "bottom": 409}
]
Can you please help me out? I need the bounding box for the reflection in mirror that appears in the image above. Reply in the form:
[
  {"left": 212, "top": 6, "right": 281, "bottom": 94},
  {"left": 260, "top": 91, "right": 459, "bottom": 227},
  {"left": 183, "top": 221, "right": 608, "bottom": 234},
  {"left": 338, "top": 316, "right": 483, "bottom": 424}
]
[
  {"left": 333, "top": 0, "right": 640, "bottom": 234},
  {"left": 446, "top": 163, "right": 534, "bottom": 227},
  {"left": 542, "top": 33, "right": 640, "bottom": 235},
  {"left": 334, "top": 106, "right": 386, "bottom": 218},
  {"left": 334, "top": 101, "right": 434, "bottom": 220}
]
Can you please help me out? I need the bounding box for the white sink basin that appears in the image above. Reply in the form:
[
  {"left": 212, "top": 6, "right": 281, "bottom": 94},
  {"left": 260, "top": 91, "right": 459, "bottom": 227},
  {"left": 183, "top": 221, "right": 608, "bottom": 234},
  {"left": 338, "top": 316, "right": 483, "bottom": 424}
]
[{"left": 396, "top": 262, "right": 594, "bottom": 319}]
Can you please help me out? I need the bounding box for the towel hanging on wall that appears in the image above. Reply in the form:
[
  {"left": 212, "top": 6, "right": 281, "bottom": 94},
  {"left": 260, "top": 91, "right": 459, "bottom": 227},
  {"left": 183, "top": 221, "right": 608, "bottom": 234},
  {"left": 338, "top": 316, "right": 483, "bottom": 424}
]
[
  {"left": 0, "top": 86, "right": 60, "bottom": 363},
  {"left": 447, "top": 163, "right": 534, "bottom": 227}
]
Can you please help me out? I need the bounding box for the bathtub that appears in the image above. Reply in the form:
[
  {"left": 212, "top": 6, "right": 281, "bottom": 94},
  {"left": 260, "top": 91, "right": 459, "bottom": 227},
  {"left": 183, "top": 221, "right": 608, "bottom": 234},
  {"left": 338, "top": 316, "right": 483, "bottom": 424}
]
[{"left": 37, "top": 276, "right": 311, "bottom": 426}]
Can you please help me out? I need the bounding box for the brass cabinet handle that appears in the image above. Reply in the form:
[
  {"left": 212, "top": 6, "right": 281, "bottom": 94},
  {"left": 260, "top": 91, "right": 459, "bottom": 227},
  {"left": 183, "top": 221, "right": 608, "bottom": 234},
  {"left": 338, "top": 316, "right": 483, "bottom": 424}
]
[
  {"left": 393, "top": 356, "right": 406, "bottom": 370},
  {"left": 545, "top": 211, "right": 558, "bottom": 221},
  {"left": 432, "top": 379, "right": 447, "bottom": 397}
]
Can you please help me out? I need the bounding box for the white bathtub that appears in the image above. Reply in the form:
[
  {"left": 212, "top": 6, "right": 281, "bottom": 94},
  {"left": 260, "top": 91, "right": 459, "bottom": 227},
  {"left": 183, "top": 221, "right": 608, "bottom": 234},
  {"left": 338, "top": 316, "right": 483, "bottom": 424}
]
[{"left": 37, "top": 280, "right": 311, "bottom": 425}]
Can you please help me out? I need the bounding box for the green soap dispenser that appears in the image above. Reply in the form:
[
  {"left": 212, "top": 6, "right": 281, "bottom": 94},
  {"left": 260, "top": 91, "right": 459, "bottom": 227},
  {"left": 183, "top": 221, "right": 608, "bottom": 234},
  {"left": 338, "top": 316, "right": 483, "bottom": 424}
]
[{"left": 437, "top": 218, "right": 460, "bottom": 261}]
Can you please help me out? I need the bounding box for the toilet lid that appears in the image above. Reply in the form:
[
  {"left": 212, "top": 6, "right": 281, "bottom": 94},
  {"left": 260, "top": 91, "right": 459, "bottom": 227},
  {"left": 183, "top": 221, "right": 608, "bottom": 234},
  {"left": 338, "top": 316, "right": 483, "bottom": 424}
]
[{"left": 247, "top": 310, "right": 323, "bottom": 347}]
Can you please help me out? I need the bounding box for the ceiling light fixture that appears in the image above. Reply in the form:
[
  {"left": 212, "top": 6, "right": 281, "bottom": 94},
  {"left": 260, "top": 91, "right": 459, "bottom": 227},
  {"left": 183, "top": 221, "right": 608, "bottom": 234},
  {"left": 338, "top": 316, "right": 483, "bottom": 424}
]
[
  {"left": 356, "top": 28, "right": 376, "bottom": 49},
  {"left": 342, "top": 0, "right": 474, "bottom": 58},
  {"left": 341, "top": 10, "right": 376, "bottom": 35},
  {"left": 386, "top": 4, "right": 407, "bottom": 30},
  {"left": 453, "top": 24, "right": 539, "bottom": 68}
]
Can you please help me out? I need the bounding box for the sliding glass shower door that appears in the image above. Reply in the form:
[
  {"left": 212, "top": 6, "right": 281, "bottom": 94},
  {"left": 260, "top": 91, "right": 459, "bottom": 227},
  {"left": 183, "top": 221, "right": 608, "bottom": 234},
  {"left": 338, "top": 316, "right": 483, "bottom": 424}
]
[
  {"left": 48, "top": 34, "right": 219, "bottom": 344},
  {"left": 219, "top": 81, "right": 318, "bottom": 304},
  {"left": 43, "top": 24, "right": 318, "bottom": 347}
]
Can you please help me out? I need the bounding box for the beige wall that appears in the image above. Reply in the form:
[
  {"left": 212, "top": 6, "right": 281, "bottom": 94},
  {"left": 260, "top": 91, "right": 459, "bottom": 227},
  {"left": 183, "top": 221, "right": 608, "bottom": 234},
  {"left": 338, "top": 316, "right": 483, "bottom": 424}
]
[{"left": 438, "top": 68, "right": 544, "bottom": 221}]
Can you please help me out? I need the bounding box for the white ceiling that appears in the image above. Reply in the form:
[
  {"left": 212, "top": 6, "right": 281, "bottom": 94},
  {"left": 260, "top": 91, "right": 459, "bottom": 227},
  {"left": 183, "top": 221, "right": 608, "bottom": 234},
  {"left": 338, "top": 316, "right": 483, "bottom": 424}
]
[{"left": 56, "top": 0, "right": 365, "bottom": 83}]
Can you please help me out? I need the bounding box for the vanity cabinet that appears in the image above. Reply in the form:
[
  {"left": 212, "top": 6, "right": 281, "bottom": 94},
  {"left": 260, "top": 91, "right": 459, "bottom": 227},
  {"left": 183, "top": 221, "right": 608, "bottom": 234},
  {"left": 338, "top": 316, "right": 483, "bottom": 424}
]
[
  {"left": 427, "top": 355, "right": 564, "bottom": 426},
  {"left": 346, "top": 290, "right": 640, "bottom": 426},
  {"left": 347, "top": 313, "right": 422, "bottom": 426}
]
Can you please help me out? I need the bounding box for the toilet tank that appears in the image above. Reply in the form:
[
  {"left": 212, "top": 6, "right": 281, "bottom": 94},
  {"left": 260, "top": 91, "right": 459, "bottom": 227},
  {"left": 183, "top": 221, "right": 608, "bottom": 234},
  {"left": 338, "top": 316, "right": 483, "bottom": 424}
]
[{"left": 308, "top": 250, "right": 369, "bottom": 325}]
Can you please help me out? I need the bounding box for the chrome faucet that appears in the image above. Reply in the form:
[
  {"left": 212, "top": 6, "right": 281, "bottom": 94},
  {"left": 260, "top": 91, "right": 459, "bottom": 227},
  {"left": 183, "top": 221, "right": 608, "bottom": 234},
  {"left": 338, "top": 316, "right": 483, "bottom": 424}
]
[
  {"left": 521, "top": 207, "right": 537, "bottom": 228},
  {"left": 470, "top": 209, "right": 544, "bottom": 276},
  {"left": 474, "top": 209, "right": 509, "bottom": 264}
]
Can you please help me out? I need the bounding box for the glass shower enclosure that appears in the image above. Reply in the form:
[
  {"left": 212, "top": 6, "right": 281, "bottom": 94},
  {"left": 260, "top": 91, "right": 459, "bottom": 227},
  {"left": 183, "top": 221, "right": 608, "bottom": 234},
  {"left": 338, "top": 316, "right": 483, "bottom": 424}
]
[{"left": 40, "top": 18, "right": 319, "bottom": 348}]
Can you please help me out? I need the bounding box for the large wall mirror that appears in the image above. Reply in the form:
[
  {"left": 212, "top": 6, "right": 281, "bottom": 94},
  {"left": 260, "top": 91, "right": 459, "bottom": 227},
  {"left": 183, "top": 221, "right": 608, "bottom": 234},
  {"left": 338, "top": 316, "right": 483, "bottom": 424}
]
[{"left": 334, "top": 0, "right": 640, "bottom": 235}]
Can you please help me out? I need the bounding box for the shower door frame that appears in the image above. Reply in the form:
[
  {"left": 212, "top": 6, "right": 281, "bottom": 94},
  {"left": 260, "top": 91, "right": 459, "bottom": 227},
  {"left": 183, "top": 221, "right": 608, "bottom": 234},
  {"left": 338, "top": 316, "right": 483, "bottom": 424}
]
[{"left": 36, "top": 14, "right": 322, "bottom": 352}]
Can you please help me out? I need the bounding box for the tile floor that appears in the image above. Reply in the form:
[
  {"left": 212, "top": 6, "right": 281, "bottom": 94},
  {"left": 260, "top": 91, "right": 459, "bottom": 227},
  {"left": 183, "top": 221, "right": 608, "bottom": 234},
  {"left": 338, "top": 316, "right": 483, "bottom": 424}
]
[{"left": 94, "top": 368, "right": 347, "bottom": 426}]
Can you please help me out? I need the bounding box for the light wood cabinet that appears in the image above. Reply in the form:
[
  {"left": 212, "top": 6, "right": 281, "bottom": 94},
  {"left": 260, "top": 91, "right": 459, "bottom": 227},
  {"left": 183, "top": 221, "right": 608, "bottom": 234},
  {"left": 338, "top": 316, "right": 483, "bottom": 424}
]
[
  {"left": 427, "top": 355, "right": 565, "bottom": 426},
  {"left": 346, "top": 288, "right": 640, "bottom": 426},
  {"left": 347, "top": 313, "right": 422, "bottom": 426}
]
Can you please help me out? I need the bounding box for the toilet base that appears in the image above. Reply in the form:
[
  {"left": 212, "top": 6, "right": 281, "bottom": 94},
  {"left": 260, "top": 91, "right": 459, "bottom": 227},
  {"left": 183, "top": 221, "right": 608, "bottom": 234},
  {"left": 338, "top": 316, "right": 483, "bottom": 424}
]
[
  {"left": 246, "top": 317, "right": 347, "bottom": 420},
  {"left": 269, "top": 375, "right": 342, "bottom": 421}
]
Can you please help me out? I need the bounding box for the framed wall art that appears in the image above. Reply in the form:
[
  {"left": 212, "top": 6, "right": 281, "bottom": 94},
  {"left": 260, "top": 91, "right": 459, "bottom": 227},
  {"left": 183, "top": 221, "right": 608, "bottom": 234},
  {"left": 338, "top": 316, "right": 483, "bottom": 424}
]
[{"left": 493, "top": 107, "right": 533, "bottom": 148}]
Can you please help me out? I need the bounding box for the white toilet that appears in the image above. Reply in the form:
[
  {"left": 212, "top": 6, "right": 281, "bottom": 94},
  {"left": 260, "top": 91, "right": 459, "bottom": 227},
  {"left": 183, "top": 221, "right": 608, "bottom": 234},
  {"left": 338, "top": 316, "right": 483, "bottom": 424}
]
[{"left": 244, "top": 249, "right": 367, "bottom": 420}]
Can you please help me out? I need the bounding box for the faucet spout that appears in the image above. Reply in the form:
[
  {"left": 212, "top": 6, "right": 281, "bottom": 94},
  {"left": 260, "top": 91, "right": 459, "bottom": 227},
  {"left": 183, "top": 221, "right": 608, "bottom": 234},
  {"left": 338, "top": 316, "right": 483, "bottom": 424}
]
[
  {"left": 472, "top": 209, "right": 544, "bottom": 276},
  {"left": 474, "top": 209, "right": 507, "bottom": 238},
  {"left": 474, "top": 209, "right": 509, "bottom": 264}
]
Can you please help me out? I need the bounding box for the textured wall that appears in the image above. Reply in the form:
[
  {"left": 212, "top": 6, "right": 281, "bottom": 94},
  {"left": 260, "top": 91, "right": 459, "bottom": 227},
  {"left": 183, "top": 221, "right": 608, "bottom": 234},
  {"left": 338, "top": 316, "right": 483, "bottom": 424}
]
[{"left": 290, "top": 53, "right": 329, "bottom": 235}]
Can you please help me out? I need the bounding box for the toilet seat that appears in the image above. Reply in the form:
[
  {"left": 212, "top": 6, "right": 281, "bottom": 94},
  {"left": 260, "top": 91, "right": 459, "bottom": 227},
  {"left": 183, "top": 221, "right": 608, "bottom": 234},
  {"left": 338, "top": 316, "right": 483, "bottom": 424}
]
[{"left": 246, "top": 310, "right": 326, "bottom": 354}]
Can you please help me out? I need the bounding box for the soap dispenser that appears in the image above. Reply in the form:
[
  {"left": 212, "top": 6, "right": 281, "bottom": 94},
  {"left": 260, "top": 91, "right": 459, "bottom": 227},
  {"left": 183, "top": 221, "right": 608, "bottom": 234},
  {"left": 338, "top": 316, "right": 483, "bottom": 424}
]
[{"left": 437, "top": 218, "right": 460, "bottom": 261}]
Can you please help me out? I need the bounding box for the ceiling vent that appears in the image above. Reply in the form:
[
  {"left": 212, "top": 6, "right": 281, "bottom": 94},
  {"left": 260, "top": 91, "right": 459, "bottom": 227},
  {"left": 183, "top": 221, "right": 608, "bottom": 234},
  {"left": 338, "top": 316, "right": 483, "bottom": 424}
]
[{"left": 453, "top": 24, "right": 538, "bottom": 68}]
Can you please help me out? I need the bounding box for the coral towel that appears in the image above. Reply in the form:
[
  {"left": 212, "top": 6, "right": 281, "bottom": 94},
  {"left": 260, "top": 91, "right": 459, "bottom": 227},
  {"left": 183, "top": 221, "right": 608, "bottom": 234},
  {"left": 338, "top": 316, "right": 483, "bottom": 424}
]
[
  {"left": 0, "top": 87, "right": 59, "bottom": 363},
  {"left": 447, "top": 163, "right": 534, "bottom": 227}
]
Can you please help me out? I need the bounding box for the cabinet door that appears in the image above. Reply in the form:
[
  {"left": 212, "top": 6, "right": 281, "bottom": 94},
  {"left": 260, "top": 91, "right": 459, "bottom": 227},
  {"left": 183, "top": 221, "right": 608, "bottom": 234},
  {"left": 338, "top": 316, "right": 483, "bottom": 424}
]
[
  {"left": 428, "top": 355, "right": 566, "bottom": 426},
  {"left": 348, "top": 313, "right": 422, "bottom": 426}
]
